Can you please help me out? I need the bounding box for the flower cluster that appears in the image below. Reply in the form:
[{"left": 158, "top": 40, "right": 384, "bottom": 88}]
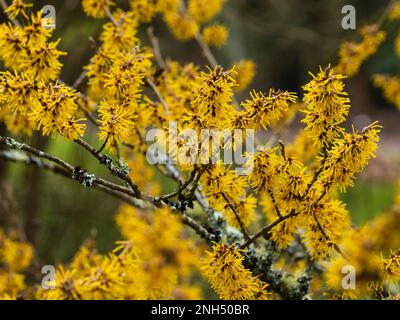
[
  {"left": 0, "top": 0, "right": 399, "bottom": 302},
  {"left": 37, "top": 207, "right": 201, "bottom": 300},
  {"left": 335, "top": 25, "right": 386, "bottom": 77},
  {"left": 0, "top": 229, "right": 33, "bottom": 299},
  {"left": 201, "top": 243, "right": 270, "bottom": 300},
  {"left": 373, "top": 74, "right": 400, "bottom": 111}
]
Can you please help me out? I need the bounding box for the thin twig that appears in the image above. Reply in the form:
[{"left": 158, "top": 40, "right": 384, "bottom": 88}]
[
  {"left": 75, "top": 138, "right": 141, "bottom": 197},
  {"left": 157, "top": 165, "right": 199, "bottom": 201},
  {"left": 221, "top": 192, "right": 251, "bottom": 241},
  {"left": 195, "top": 33, "right": 218, "bottom": 67},
  {"left": 267, "top": 188, "right": 283, "bottom": 219},
  {"left": 146, "top": 77, "right": 170, "bottom": 112},
  {"left": 104, "top": 6, "right": 119, "bottom": 27},
  {"left": 72, "top": 70, "right": 87, "bottom": 89},
  {"left": 0, "top": 150, "right": 210, "bottom": 240},
  {"left": 147, "top": 26, "right": 166, "bottom": 70},
  {"left": 0, "top": 136, "right": 73, "bottom": 171},
  {"left": 377, "top": 0, "right": 396, "bottom": 28},
  {"left": 240, "top": 210, "right": 299, "bottom": 249}
]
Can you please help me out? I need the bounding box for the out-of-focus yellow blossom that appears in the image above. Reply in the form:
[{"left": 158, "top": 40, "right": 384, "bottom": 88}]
[
  {"left": 202, "top": 24, "right": 229, "bottom": 47},
  {"left": 0, "top": 229, "right": 32, "bottom": 300},
  {"left": 129, "top": 0, "right": 157, "bottom": 23},
  {"left": 0, "top": 272, "right": 26, "bottom": 300},
  {"left": 164, "top": 11, "right": 199, "bottom": 41},
  {"left": 232, "top": 60, "right": 256, "bottom": 92},
  {"left": 373, "top": 74, "right": 400, "bottom": 111},
  {"left": 389, "top": 1, "right": 400, "bottom": 20},
  {"left": 82, "top": 0, "right": 114, "bottom": 19},
  {"left": 115, "top": 206, "right": 200, "bottom": 298},
  {"left": 286, "top": 129, "right": 319, "bottom": 164},
  {"left": 380, "top": 251, "right": 400, "bottom": 283},
  {"left": 188, "top": 0, "right": 225, "bottom": 24},
  {"left": 125, "top": 153, "right": 161, "bottom": 195},
  {"left": 335, "top": 25, "right": 386, "bottom": 77}
]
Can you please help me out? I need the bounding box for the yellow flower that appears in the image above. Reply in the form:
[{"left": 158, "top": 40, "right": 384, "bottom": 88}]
[
  {"left": 0, "top": 272, "right": 26, "bottom": 300},
  {"left": 380, "top": 251, "right": 400, "bottom": 283},
  {"left": 373, "top": 74, "right": 400, "bottom": 111},
  {"left": 301, "top": 66, "right": 350, "bottom": 147},
  {"left": 245, "top": 147, "right": 283, "bottom": 193},
  {"left": 202, "top": 24, "right": 229, "bottom": 47},
  {"left": 225, "top": 196, "right": 256, "bottom": 228},
  {"left": 188, "top": 0, "right": 225, "bottom": 23},
  {"left": 24, "top": 12, "right": 53, "bottom": 47},
  {"left": 389, "top": 1, "right": 400, "bottom": 21},
  {"left": 0, "top": 234, "right": 33, "bottom": 271},
  {"left": 320, "top": 122, "right": 381, "bottom": 191},
  {"left": 82, "top": 0, "right": 114, "bottom": 19},
  {"left": 164, "top": 11, "right": 199, "bottom": 41},
  {"left": 233, "top": 60, "right": 256, "bottom": 92},
  {"left": 0, "top": 23, "right": 27, "bottom": 69},
  {"left": 98, "top": 99, "right": 136, "bottom": 150},
  {"left": 129, "top": 0, "right": 158, "bottom": 23},
  {"left": 303, "top": 199, "right": 351, "bottom": 260},
  {"left": 242, "top": 89, "right": 297, "bottom": 130},
  {"left": 201, "top": 243, "right": 270, "bottom": 300},
  {"left": 156, "top": 0, "right": 180, "bottom": 14},
  {"left": 192, "top": 65, "right": 236, "bottom": 128},
  {"left": 100, "top": 10, "right": 139, "bottom": 53},
  {"left": 29, "top": 82, "right": 86, "bottom": 140},
  {"left": 335, "top": 25, "right": 385, "bottom": 77},
  {"left": 24, "top": 39, "right": 66, "bottom": 81},
  {"left": 103, "top": 50, "right": 152, "bottom": 99},
  {"left": 5, "top": 0, "right": 32, "bottom": 20},
  {"left": 200, "top": 161, "right": 248, "bottom": 211}
]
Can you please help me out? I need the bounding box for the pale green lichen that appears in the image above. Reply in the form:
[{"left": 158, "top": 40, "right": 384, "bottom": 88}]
[
  {"left": 72, "top": 168, "right": 96, "bottom": 187},
  {"left": 5, "top": 137, "right": 25, "bottom": 150}
]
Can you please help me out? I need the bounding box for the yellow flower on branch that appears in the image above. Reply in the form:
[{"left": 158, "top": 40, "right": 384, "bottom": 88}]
[
  {"left": 98, "top": 99, "right": 136, "bottom": 150},
  {"left": 82, "top": 0, "right": 114, "bottom": 19},
  {"left": 188, "top": 0, "right": 225, "bottom": 24},
  {"left": 5, "top": 0, "right": 32, "bottom": 20},
  {"left": 164, "top": 11, "right": 199, "bottom": 41},
  {"left": 301, "top": 66, "right": 350, "bottom": 147},
  {"left": 335, "top": 25, "right": 386, "bottom": 77},
  {"left": 380, "top": 251, "right": 400, "bottom": 283},
  {"left": 201, "top": 243, "right": 270, "bottom": 300}
]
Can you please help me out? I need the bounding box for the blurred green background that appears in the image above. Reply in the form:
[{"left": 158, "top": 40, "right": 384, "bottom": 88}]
[{"left": 0, "top": 0, "right": 399, "bottom": 265}]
